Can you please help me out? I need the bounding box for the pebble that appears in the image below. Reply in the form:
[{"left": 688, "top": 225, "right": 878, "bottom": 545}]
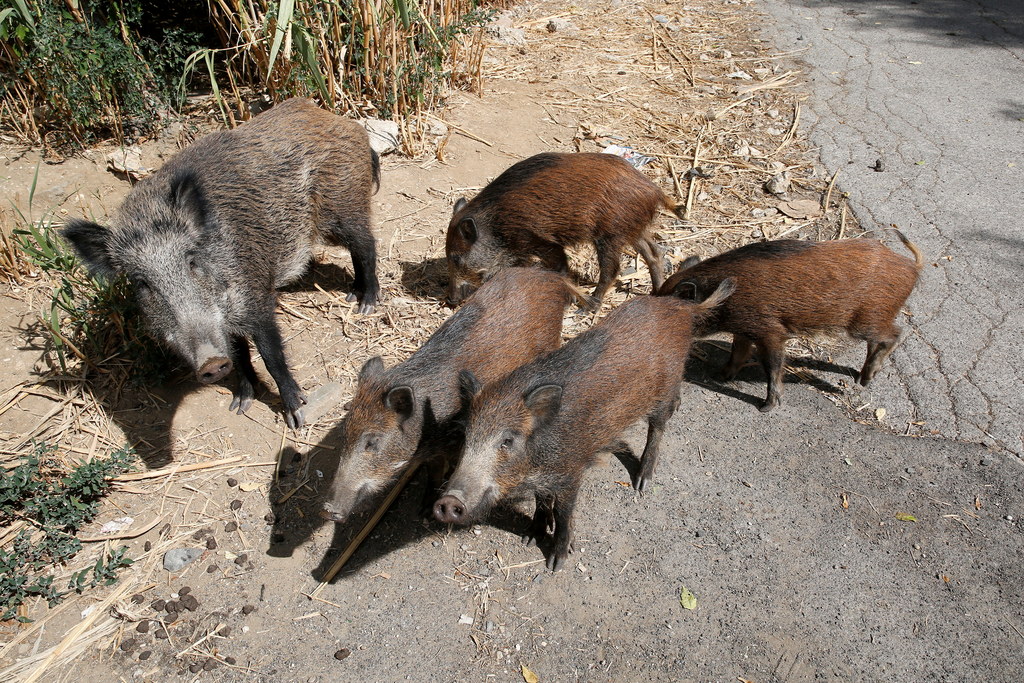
[
  {"left": 163, "top": 547, "right": 204, "bottom": 572},
  {"left": 225, "top": 656, "right": 237, "bottom": 665},
  {"left": 189, "top": 663, "right": 203, "bottom": 673},
  {"left": 264, "top": 512, "right": 276, "bottom": 524},
  {"left": 334, "top": 648, "right": 351, "bottom": 661},
  {"left": 155, "top": 629, "right": 169, "bottom": 640},
  {"left": 242, "top": 604, "right": 256, "bottom": 615},
  {"left": 981, "top": 456, "right": 994, "bottom": 466},
  {"left": 165, "top": 612, "right": 179, "bottom": 624},
  {"left": 204, "top": 658, "right": 217, "bottom": 671},
  {"left": 178, "top": 586, "right": 192, "bottom": 596},
  {"left": 207, "top": 537, "right": 218, "bottom": 550},
  {"left": 136, "top": 620, "right": 150, "bottom": 634},
  {"left": 119, "top": 638, "right": 136, "bottom": 652},
  {"left": 230, "top": 500, "right": 242, "bottom": 511},
  {"left": 227, "top": 477, "right": 238, "bottom": 487},
  {"left": 151, "top": 599, "right": 166, "bottom": 611},
  {"left": 225, "top": 521, "right": 238, "bottom": 532},
  {"left": 138, "top": 650, "right": 152, "bottom": 661},
  {"left": 130, "top": 593, "right": 145, "bottom": 604},
  {"left": 166, "top": 601, "right": 179, "bottom": 613},
  {"left": 234, "top": 553, "right": 248, "bottom": 566},
  {"left": 219, "top": 626, "right": 232, "bottom": 636},
  {"left": 143, "top": 541, "right": 152, "bottom": 552},
  {"left": 207, "top": 564, "right": 218, "bottom": 573},
  {"left": 182, "top": 595, "right": 199, "bottom": 611}
]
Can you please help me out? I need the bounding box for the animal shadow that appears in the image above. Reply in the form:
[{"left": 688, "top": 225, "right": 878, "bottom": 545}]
[
  {"left": 399, "top": 257, "right": 450, "bottom": 302},
  {"left": 685, "top": 340, "right": 854, "bottom": 408}
]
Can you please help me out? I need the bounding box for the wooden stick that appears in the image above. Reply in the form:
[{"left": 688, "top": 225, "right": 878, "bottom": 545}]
[
  {"left": 823, "top": 168, "right": 840, "bottom": 212},
  {"left": 425, "top": 114, "right": 493, "bottom": 147},
  {"left": 310, "top": 463, "right": 420, "bottom": 595},
  {"left": 112, "top": 456, "right": 244, "bottom": 482}
]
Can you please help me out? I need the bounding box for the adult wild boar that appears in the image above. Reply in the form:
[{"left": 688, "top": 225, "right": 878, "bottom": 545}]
[{"left": 61, "top": 98, "right": 381, "bottom": 428}]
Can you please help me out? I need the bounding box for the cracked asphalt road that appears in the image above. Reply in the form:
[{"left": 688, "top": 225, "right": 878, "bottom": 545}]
[{"left": 759, "top": 0, "right": 1024, "bottom": 457}]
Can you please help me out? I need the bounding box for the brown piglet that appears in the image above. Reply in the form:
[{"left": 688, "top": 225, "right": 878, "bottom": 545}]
[
  {"left": 657, "top": 231, "right": 924, "bottom": 412},
  {"left": 446, "top": 152, "right": 681, "bottom": 309},
  {"left": 433, "top": 280, "right": 735, "bottom": 571},
  {"left": 321, "top": 268, "right": 577, "bottom": 523}
]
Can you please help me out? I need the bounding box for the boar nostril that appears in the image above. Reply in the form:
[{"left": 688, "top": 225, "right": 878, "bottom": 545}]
[
  {"left": 433, "top": 495, "right": 467, "bottom": 524},
  {"left": 197, "top": 357, "right": 233, "bottom": 384}
]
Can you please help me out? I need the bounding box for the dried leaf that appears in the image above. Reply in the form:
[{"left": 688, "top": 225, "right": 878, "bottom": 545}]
[
  {"left": 875, "top": 408, "right": 887, "bottom": 421},
  {"left": 841, "top": 493, "right": 849, "bottom": 509},
  {"left": 679, "top": 585, "right": 698, "bottom": 610},
  {"left": 895, "top": 512, "right": 918, "bottom": 522},
  {"left": 521, "top": 664, "right": 539, "bottom": 683},
  {"left": 239, "top": 482, "right": 261, "bottom": 492},
  {"left": 776, "top": 198, "right": 822, "bottom": 219}
]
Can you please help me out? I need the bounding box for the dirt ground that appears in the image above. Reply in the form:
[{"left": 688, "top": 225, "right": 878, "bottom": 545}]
[{"left": 2, "top": 0, "right": 1022, "bottom": 681}]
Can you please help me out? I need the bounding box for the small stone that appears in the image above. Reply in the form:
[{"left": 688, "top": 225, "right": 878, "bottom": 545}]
[
  {"left": 151, "top": 599, "right": 166, "bottom": 611},
  {"left": 981, "top": 456, "right": 994, "bottom": 466},
  {"left": 165, "top": 612, "right": 179, "bottom": 624},
  {"left": 131, "top": 593, "right": 146, "bottom": 604},
  {"left": 138, "top": 650, "right": 152, "bottom": 661},
  {"left": 182, "top": 595, "right": 199, "bottom": 611},
  {"left": 143, "top": 541, "right": 152, "bottom": 552},
  {"left": 225, "top": 521, "right": 238, "bottom": 532},
  {"left": 1006, "top": 515, "right": 1015, "bottom": 522},
  {"left": 120, "top": 638, "right": 136, "bottom": 652},
  {"left": 219, "top": 625, "right": 232, "bottom": 636},
  {"left": 334, "top": 648, "right": 351, "bottom": 661},
  {"left": 242, "top": 604, "right": 256, "bottom": 615},
  {"left": 155, "top": 629, "right": 169, "bottom": 640},
  {"left": 178, "top": 586, "right": 191, "bottom": 596},
  {"left": 357, "top": 120, "right": 401, "bottom": 155},
  {"left": 264, "top": 512, "right": 276, "bottom": 524},
  {"left": 204, "top": 658, "right": 218, "bottom": 671},
  {"left": 136, "top": 620, "right": 150, "bottom": 634},
  {"left": 230, "top": 499, "right": 242, "bottom": 511},
  {"left": 166, "top": 601, "right": 179, "bottom": 613},
  {"left": 189, "top": 663, "right": 202, "bottom": 673},
  {"left": 871, "top": 158, "right": 885, "bottom": 172},
  {"left": 227, "top": 477, "right": 238, "bottom": 487},
  {"left": 225, "top": 656, "right": 237, "bottom": 666},
  {"left": 207, "top": 564, "right": 218, "bottom": 574},
  {"left": 207, "top": 537, "right": 218, "bottom": 550},
  {"left": 234, "top": 554, "right": 248, "bottom": 566},
  {"left": 163, "top": 548, "right": 204, "bottom": 572}
]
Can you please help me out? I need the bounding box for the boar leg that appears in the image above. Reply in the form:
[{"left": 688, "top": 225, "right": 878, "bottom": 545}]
[
  {"left": 859, "top": 324, "right": 902, "bottom": 386},
  {"left": 547, "top": 486, "right": 580, "bottom": 571},
  {"left": 757, "top": 336, "right": 787, "bottom": 412},
  {"left": 229, "top": 335, "right": 259, "bottom": 415},
  {"left": 588, "top": 237, "right": 624, "bottom": 309},
  {"left": 535, "top": 240, "right": 570, "bottom": 275},
  {"left": 635, "top": 236, "right": 666, "bottom": 291},
  {"left": 251, "top": 313, "right": 307, "bottom": 429},
  {"left": 331, "top": 220, "right": 380, "bottom": 315},
  {"left": 523, "top": 492, "right": 555, "bottom": 547},
  {"left": 721, "top": 335, "right": 755, "bottom": 381},
  {"left": 635, "top": 387, "right": 681, "bottom": 493}
]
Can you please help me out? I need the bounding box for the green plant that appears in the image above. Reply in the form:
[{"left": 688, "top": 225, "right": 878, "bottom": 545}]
[{"left": 0, "top": 443, "right": 136, "bottom": 622}]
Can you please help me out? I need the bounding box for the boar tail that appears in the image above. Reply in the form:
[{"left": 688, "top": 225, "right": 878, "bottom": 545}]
[
  {"left": 562, "top": 278, "right": 596, "bottom": 310},
  {"left": 370, "top": 148, "right": 381, "bottom": 194},
  {"left": 697, "top": 278, "right": 736, "bottom": 312},
  {"left": 891, "top": 228, "right": 923, "bottom": 271}
]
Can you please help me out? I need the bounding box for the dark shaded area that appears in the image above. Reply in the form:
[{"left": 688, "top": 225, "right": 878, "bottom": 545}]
[
  {"left": 787, "top": 0, "right": 1024, "bottom": 49},
  {"left": 399, "top": 257, "right": 451, "bottom": 303},
  {"left": 999, "top": 101, "right": 1024, "bottom": 122}
]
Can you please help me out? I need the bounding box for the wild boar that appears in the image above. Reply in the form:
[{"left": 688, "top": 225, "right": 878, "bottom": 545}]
[
  {"left": 445, "top": 152, "right": 681, "bottom": 309},
  {"left": 320, "top": 268, "right": 577, "bottom": 523},
  {"left": 433, "top": 280, "right": 735, "bottom": 570},
  {"left": 657, "top": 231, "right": 923, "bottom": 411},
  {"left": 60, "top": 98, "right": 381, "bottom": 429}
]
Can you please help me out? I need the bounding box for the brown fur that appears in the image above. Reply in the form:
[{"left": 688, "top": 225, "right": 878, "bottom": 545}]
[
  {"left": 435, "top": 281, "right": 734, "bottom": 570},
  {"left": 321, "top": 268, "right": 575, "bottom": 521},
  {"left": 658, "top": 232, "right": 923, "bottom": 411},
  {"left": 445, "top": 152, "right": 679, "bottom": 309}
]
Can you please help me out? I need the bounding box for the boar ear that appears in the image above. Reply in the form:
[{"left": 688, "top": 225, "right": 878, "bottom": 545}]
[
  {"left": 677, "top": 255, "right": 701, "bottom": 272},
  {"left": 453, "top": 197, "right": 468, "bottom": 215},
  {"left": 385, "top": 386, "right": 415, "bottom": 423},
  {"left": 168, "top": 170, "right": 208, "bottom": 227},
  {"left": 524, "top": 384, "right": 562, "bottom": 428},
  {"left": 61, "top": 219, "right": 116, "bottom": 279},
  {"left": 358, "top": 356, "right": 385, "bottom": 384},
  {"left": 458, "top": 369, "right": 481, "bottom": 405},
  {"left": 672, "top": 280, "right": 698, "bottom": 301},
  {"left": 458, "top": 217, "right": 477, "bottom": 244}
]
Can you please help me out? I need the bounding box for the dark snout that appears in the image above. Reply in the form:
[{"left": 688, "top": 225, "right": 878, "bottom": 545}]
[
  {"left": 445, "top": 281, "right": 474, "bottom": 308},
  {"left": 433, "top": 495, "right": 468, "bottom": 524},
  {"left": 197, "top": 356, "right": 233, "bottom": 384}
]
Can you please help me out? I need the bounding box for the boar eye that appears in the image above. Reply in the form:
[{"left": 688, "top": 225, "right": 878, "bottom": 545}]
[
  {"left": 133, "top": 277, "right": 150, "bottom": 292},
  {"left": 499, "top": 436, "right": 514, "bottom": 450},
  {"left": 364, "top": 435, "right": 379, "bottom": 452}
]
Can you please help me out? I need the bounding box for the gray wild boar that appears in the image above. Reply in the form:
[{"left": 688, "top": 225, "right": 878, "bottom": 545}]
[
  {"left": 434, "top": 280, "right": 735, "bottom": 571},
  {"left": 321, "top": 268, "right": 577, "bottom": 523},
  {"left": 61, "top": 98, "right": 380, "bottom": 429}
]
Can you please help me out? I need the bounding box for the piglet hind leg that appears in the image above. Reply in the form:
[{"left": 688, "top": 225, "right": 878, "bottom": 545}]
[
  {"left": 757, "top": 335, "right": 788, "bottom": 413},
  {"left": 720, "top": 335, "right": 754, "bottom": 382},
  {"left": 546, "top": 487, "right": 580, "bottom": 571},
  {"left": 229, "top": 335, "right": 259, "bottom": 415},
  {"left": 635, "top": 388, "right": 681, "bottom": 493},
  {"left": 858, "top": 324, "right": 902, "bottom": 386},
  {"left": 251, "top": 313, "right": 307, "bottom": 429}
]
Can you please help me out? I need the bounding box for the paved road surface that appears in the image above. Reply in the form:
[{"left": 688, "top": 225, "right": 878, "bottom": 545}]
[{"left": 760, "top": 0, "right": 1024, "bottom": 457}]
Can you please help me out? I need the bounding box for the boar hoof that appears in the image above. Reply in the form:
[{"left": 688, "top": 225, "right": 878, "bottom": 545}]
[
  {"left": 546, "top": 553, "right": 567, "bottom": 572},
  {"left": 229, "top": 393, "right": 254, "bottom": 415},
  {"left": 634, "top": 476, "right": 650, "bottom": 494},
  {"left": 759, "top": 399, "right": 779, "bottom": 413}
]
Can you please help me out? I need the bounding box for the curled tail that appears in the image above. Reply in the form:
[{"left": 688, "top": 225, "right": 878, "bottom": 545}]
[
  {"left": 662, "top": 193, "right": 685, "bottom": 220},
  {"left": 892, "top": 228, "right": 923, "bottom": 270},
  {"left": 370, "top": 148, "right": 381, "bottom": 194},
  {"left": 697, "top": 277, "right": 736, "bottom": 312}
]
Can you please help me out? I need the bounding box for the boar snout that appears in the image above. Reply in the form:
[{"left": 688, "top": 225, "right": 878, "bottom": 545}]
[
  {"left": 197, "top": 356, "right": 233, "bottom": 384},
  {"left": 433, "top": 494, "right": 468, "bottom": 524}
]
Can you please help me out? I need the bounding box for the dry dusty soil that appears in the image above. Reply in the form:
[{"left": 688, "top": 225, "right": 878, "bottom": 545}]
[{"left": 1, "top": 0, "right": 1021, "bottom": 681}]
